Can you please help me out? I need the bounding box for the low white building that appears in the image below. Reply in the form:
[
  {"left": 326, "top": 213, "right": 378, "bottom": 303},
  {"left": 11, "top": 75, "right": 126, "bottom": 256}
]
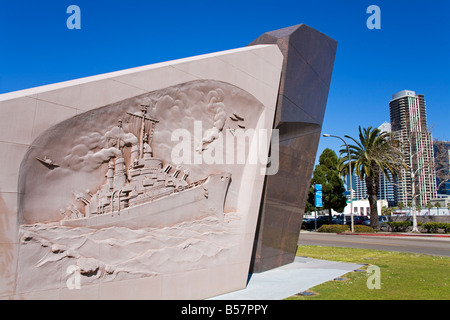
[
  {"left": 342, "top": 199, "right": 388, "bottom": 216},
  {"left": 304, "top": 199, "right": 389, "bottom": 218}
]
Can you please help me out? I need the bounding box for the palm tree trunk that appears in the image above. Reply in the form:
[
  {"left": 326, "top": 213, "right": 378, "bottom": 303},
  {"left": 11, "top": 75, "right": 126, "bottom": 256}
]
[{"left": 365, "top": 174, "right": 380, "bottom": 230}]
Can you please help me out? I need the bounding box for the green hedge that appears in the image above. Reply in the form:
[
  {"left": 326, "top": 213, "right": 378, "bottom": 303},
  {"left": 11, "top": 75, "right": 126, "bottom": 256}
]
[
  {"left": 318, "top": 225, "right": 350, "bottom": 233},
  {"left": 354, "top": 225, "right": 376, "bottom": 233},
  {"left": 387, "top": 221, "right": 412, "bottom": 232},
  {"left": 422, "top": 222, "right": 450, "bottom": 234},
  {"left": 387, "top": 221, "right": 450, "bottom": 234},
  {"left": 317, "top": 224, "right": 376, "bottom": 233}
]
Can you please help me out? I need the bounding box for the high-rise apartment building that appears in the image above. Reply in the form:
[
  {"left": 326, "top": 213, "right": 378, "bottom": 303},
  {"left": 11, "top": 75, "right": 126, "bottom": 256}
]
[
  {"left": 351, "top": 173, "right": 368, "bottom": 200},
  {"left": 348, "top": 172, "right": 394, "bottom": 205},
  {"left": 389, "top": 90, "right": 437, "bottom": 206}
]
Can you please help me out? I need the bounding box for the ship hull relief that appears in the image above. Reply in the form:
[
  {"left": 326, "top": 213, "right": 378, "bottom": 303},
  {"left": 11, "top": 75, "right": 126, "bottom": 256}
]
[
  {"left": 16, "top": 80, "right": 265, "bottom": 293},
  {"left": 61, "top": 172, "right": 231, "bottom": 230}
]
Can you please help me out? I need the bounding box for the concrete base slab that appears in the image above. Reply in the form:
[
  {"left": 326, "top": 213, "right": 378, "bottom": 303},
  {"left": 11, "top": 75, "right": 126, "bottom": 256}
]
[{"left": 209, "top": 257, "right": 363, "bottom": 300}]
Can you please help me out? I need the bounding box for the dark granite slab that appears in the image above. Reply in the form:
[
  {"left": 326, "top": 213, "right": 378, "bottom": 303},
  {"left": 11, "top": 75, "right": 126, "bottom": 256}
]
[{"left": 248, "top": 24, "right": 337, "bottom": 273}]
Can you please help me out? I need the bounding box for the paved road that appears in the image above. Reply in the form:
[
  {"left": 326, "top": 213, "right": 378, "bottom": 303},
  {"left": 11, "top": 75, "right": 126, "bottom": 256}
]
[{"left": 298, "top": 232, "right": 450, "bottom": 257}]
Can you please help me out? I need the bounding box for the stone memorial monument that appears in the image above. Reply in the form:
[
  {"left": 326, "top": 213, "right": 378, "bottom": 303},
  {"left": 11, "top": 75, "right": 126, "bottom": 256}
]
[{"left": 0, "top": 24, "right": 336, "bottom": 299}]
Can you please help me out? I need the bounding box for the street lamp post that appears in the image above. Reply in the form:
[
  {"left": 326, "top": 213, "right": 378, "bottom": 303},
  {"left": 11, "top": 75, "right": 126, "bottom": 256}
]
[{"left": 323, "top": 134, "right": 354, "bottom": 232}]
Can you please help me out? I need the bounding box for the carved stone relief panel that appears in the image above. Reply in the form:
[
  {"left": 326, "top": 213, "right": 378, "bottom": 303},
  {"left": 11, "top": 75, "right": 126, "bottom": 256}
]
[{"left": 16, "top": 79, "right": 268, "bottom": 294}]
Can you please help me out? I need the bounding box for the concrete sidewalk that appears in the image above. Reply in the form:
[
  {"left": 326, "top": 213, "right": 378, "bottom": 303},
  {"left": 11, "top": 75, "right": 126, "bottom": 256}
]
[{"left": 209, "top": 257, "right": 363, "bottom": 300}]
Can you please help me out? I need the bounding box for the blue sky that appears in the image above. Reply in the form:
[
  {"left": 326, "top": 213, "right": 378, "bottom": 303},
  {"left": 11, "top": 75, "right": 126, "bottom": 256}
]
[{"left": 1, "top": 0, "right": 449, "bottom": 164}]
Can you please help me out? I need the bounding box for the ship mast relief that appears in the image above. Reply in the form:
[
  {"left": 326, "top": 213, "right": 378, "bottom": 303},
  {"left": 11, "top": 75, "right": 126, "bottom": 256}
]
[{"left": 61, "top": 102, "right": 231, "bottom": 229}]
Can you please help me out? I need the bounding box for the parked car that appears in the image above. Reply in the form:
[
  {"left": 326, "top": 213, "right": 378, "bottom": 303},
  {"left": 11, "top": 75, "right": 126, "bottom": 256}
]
[
  {"left": 301, "top": 217, "right": 314, "bottom": 229},
  {"left": 363, "top": 216, "right": 389, "bottom": 229},
  {"left": 332, "top": 215, "right": 370, "bottom": 226},
  {"left": 331, "top": 214, "right": 347, "bottom": 225},
  {"left": 353, "top": 215, "right": 368, "bottom": 225},
  {"left": 302, "top": 215, "right": 332, "bottom": 229}
]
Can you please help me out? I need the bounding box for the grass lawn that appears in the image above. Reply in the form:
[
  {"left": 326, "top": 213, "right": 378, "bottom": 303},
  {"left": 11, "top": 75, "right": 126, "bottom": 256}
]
[{"left": 286, "top": 245, "right": 450, "bottom": 300}]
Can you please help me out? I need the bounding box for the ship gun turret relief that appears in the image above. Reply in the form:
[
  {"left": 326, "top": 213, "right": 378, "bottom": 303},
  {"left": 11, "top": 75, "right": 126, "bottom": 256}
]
[{"left": 61, "top": 104, "right": 231, "bottom": 229}]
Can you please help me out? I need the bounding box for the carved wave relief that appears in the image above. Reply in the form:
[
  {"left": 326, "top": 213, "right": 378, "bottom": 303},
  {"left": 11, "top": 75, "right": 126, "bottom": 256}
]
[{"left": 17, "top": 212, "right": 242, "bottom": 293}]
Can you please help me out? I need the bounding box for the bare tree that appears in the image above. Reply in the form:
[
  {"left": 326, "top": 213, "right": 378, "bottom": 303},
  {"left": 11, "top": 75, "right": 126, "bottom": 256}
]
[
  {"left": 393, "top": 131, "right": 437, "bottom": 232},
  {"left": 434, "top": 139, "right": 450, "bottom": 194}
]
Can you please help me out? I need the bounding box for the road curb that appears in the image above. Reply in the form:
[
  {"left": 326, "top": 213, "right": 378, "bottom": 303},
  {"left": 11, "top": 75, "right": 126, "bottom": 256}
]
[{"left": 336, "top": 232, "right": 450, "bottom": 238}]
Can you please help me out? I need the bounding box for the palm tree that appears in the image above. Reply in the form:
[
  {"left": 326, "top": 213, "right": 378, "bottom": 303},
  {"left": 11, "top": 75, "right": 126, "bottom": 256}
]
[
  {"left": 407, "top": 201, "right": 413, "bottom": 216},
  {"left": 435, "top": 202, "right": 441, "bottom": 216},
  {"left": 426, "top": 201, "right": 433, "bottom": 215},
  {"left": 398, "top": 202, "right": 405, "bottom": 213},
  {"left": 416, "top": 204, "right": 422, "bottom": 216},
  {"left": 339, "top": 126, "right": 405, "bottom": 230}
]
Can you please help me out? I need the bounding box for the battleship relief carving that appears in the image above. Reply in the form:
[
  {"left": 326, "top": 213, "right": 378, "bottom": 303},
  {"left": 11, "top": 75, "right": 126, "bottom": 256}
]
[
  {"left": 16, "top": 80, "right": 265, "bottom": 292},
  {"left": 59, "top": 107, "right": 231, "bottom": 230}
]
